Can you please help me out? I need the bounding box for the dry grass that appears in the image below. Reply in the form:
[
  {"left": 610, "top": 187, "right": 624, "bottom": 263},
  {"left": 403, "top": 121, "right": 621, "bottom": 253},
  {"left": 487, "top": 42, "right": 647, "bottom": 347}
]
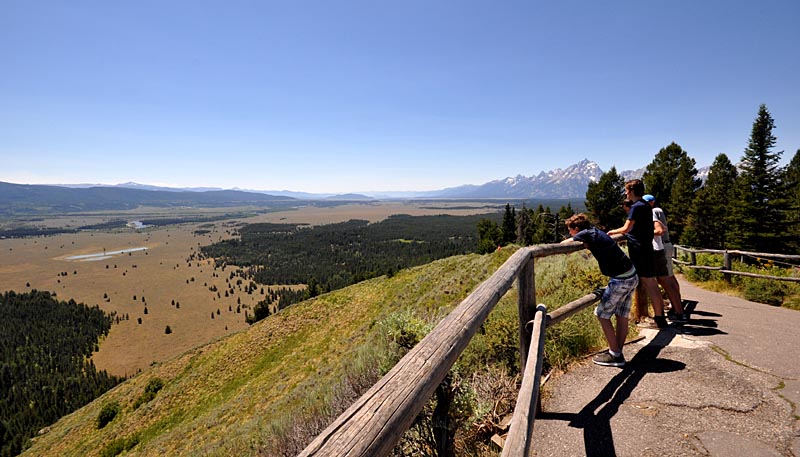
[
  {"left": 0, "top": 202, "right": 497, "bottom": 377},
  {"left": 21, "top": 247, "right": 512, "bottom": 456}
]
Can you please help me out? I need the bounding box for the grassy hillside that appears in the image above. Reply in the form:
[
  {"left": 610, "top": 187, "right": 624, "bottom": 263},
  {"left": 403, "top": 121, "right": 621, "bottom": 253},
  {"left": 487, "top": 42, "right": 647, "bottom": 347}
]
[{"left": 23, "top": 247, "right": 610, "bottom": 456}]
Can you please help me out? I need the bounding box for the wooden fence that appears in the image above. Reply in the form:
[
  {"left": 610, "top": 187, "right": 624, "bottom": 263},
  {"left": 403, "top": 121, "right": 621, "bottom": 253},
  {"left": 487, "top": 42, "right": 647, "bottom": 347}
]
[
  {"left": 674, "top": 245, "right": 800, "bottom": 283},
  {"left": 299, "top": 237, "right": 617, "bottom": 457}
]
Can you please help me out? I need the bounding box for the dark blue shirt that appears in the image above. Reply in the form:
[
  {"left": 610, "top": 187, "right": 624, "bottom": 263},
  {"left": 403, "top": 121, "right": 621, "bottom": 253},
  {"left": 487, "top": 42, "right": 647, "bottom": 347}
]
[
  {"left": 573, "top": 227, "right": 634, "bottom": 278},
  {"left": 626, "top": 200, "right": 654, "bottom": 252}
]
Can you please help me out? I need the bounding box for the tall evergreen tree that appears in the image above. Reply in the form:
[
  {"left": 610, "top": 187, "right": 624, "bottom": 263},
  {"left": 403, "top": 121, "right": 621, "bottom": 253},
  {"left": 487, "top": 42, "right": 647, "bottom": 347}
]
[
  {"left": 683, "top": 153, "right": 738, "bottom": 248},
  {"left": 556, "top": 203, "right": 576, "bottom": 241},
  {"left": 665, "top": 156, "right": 702, "bottom": 243},
  {"left": 477, "top": 218, "right": 502, "bottom": 254},
  {"left": 642, "top": 142, "right": 701, "bottom": 229},
  {"left": 516, "top": 203, "right": 534, "bottom": 245},
  {"left": 501, "top": 203, "right": 517, "bottom": 245},
  {"left": 642, "top": 142, "right": 689, "bottom": 209},
  {"left": 585, "top": 167, "right": 626, "bottom": 230},
  {"left": 783, "top": 149, "right": 800, "bottom": 251},
  {"left": 729, "top": 104, "right": 786, "bottom": 251}
]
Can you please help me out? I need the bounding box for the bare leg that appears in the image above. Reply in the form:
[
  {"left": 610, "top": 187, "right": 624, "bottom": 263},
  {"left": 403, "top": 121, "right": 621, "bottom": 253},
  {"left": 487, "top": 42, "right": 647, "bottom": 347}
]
[
  {"left": 657, "top": 275, "right": 684, "bottom": 314},
  {"left": 598, "top": 317, "right": 620, "bottom": 353},
  {"left": 634, "top": 283, "right": 649, "bottom": 321},
  {"left": 615, "top": 316, "right": 629, "bottom": 350},
  {"left": 640, "top": 277, "right": 664, "bottom": 316}
]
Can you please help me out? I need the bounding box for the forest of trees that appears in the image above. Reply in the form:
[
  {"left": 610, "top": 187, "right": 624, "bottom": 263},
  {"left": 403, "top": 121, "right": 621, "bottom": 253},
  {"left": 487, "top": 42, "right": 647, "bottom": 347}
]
[
  {"left": 200, "top": 214, "right": 495, "bottom": 301},
  {"left": 476, "top": 202, "right": 576, "bottom": 253},
  {"left": 585, "top": 104, "right": 798, "bottom": 253},
  {"left": 0, "top": 290, "right": 123, "bottom": 456},
  {"left": 476, "top": 104, "right": 799, "bottom": 257}
]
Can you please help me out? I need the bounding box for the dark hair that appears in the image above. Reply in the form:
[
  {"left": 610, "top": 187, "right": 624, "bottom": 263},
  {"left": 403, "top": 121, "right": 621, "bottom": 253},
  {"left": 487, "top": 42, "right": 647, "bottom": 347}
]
[
  {"left": 624, "top": 179, "right": 645, "bottom": 198},
  {"left": 565, "top": 213, "right": 592, "bottom": 231}
]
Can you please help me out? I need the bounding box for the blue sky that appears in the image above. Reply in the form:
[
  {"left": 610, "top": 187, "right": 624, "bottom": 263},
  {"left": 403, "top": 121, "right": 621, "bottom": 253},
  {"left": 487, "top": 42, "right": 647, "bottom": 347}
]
[{"left": 1, "top": 1, "right": 798, "bottom": 193}]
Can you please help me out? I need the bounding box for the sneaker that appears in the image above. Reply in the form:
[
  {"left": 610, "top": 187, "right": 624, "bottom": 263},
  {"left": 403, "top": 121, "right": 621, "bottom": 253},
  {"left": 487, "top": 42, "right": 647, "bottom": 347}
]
[
  {"left": 653, "top": 315, "right": 668, "bottom": 329},
  {"left": 668, "top": 313, "right": 688, "bottom": 325},
  {"left": 593, "top": 351, "right": 626, "bottom": 367}
]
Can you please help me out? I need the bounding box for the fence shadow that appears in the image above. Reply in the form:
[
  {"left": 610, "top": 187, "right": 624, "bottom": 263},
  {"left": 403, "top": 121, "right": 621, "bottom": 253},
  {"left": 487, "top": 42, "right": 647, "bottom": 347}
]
[{"left": 538, "top": 330, "right": 684, "bottom": 457}]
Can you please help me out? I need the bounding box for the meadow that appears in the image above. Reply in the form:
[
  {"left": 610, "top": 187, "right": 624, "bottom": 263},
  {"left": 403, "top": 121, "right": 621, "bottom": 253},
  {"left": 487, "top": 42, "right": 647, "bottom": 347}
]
[{"left": 0, "top": 201, "right": 498, "bottom": 377}]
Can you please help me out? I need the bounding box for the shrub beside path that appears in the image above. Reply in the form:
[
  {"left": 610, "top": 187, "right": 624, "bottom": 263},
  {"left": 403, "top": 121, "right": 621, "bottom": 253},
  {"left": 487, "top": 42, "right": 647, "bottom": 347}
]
[{"left": 531, "top": 275, "right": 800, "bottom": 457}]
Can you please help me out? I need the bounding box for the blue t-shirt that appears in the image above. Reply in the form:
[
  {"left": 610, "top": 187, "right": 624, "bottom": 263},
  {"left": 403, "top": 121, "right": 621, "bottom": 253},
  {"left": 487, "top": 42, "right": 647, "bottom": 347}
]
[
  {"left": 626, "top": 200, "right": 654, "bottom": 252},
  {"left": 573, "top": 227, "right": 634, "bottom": 278}
]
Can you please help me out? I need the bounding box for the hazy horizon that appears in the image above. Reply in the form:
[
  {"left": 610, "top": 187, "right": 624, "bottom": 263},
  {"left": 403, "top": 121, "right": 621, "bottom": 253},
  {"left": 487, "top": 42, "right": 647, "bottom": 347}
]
[{"left": 2, "top": 1, "right": 798, "bottom": 193}]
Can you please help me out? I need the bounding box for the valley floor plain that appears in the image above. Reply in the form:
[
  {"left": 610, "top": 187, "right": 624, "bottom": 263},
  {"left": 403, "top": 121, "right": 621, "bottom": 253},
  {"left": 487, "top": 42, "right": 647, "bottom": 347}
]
[{"left": 0, "top": 201, "right": 500, "bottom": 377}]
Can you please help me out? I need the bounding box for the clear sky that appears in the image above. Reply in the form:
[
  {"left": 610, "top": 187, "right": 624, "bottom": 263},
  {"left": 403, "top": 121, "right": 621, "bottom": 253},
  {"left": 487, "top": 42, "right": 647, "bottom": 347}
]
[{"left": 1, "top": 1, "right": 798, "bottom": 193}]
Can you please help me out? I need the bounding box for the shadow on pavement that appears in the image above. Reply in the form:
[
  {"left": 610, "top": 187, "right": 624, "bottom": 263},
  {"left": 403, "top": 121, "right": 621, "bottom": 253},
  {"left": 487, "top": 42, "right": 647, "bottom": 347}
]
[
  {"left": 538, "top": 330, "right": 683, "bottom": 456},
  {"left": 536, "top": 298, "right": 736, "bottom": 455}
]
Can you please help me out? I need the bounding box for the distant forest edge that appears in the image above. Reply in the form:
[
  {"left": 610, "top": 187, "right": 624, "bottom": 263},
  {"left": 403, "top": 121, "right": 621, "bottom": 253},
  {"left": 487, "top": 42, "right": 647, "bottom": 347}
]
[
  {"left": 0, "top": 290, "right": 123, "bottom": 456},
  {"left": 0, "top": 182, "right": 298, "bottom": 216},
  {"left": 199, "top": 214, "right": 503, "bottom": 296}
]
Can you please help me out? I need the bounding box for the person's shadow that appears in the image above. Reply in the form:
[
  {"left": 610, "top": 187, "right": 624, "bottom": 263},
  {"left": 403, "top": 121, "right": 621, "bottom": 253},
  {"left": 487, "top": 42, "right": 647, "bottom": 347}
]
[{"left": 537, "top": 299, "right": 725, "bottom": 456}]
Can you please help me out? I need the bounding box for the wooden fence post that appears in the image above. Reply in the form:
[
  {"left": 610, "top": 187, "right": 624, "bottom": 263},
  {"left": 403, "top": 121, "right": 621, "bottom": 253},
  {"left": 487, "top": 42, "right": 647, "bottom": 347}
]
[
  {"left": 503, "top": 304, "right": 547, "bottom": 457},
  {"left": 723, "top": 251, "right": 732, "bottom": 283},
  {"left": 690, "top": 251, "right": 697, "bottom": 266},
  {"left": 517, "top": 255, "right": 536, "bottom": 373}
]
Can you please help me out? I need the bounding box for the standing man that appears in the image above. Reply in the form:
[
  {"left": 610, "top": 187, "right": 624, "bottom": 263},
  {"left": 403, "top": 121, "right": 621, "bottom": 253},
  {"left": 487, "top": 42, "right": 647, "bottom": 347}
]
[
  {"left": 643, "top": 194, "right": 687, "bottom": 324},
  {"left": 562, "top": 213, "right": 638, "bottom": 367},
  {"left": 608, "top": 180, "right": 668, "bottom": 329}
]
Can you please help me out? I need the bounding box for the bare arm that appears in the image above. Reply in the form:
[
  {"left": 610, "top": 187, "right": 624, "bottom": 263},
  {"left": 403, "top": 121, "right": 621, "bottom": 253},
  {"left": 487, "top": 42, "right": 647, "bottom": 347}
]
[
  {"left": 654, "top": 220, "right": 665, "bottom": 236},
  {"left": 607, "top": 219, "right": 634, "bottom": 236}
]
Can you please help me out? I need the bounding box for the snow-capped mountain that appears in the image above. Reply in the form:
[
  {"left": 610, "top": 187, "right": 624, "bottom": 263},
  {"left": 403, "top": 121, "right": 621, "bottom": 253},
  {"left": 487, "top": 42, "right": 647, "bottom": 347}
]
[{"left": 428, "top": 159, "right": 605, "bottom": 199}]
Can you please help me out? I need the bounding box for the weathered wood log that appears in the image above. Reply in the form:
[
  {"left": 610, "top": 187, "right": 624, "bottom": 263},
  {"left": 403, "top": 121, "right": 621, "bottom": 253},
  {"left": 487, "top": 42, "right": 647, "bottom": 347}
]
[
  {"left": 299, "top": 247, "right": 534, "bottom": 456},
  {"left": 719, "top": 270, "right": 800, "bottom": 282},
  {"left": 723, "top": 252, "right": 732, "bottom": 283},
  {"left": 547, "top": 290, "right": 603, "bottom": 326},
  {"left": 517, "top": 256, "right": 536, "bottom": 373},
  {"left": 299, "top": 238, "right": 626, "bottom": 456},
  {"left": 502, "top": 304, "right": 547, "bottom": 457},
  {"left": 681, "top": 265, "right": 723, "bottom": 271},
  {"left": 674, "top": 245, "right": 800, "bottom": 261}
]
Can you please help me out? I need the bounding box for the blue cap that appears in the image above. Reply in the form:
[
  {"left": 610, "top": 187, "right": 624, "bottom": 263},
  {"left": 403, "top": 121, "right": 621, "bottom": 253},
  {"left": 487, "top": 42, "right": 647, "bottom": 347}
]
[{"left": 642, "top": 194, "right": 655, "bottom": 202}]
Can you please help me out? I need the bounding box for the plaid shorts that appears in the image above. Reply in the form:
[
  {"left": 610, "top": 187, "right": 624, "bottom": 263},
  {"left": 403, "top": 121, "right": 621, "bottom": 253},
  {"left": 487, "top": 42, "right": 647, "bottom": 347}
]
[{"left": 595, "top": 274, "right": 639, "bottom": 319}]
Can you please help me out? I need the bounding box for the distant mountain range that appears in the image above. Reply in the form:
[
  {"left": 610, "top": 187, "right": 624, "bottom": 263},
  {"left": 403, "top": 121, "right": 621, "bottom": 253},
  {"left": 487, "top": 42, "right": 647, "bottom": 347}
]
[{"left": 1, "top": 159, "right": 712, "bottom": 215}]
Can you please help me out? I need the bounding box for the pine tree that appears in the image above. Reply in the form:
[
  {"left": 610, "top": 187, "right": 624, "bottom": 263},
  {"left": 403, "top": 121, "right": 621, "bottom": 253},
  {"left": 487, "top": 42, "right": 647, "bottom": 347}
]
[
  {"left": 476, "top": 218, "right": 501, "bottom": 254},
  {"left": 501, "top": 203, "right": 517, "bottom": 245},
  {"left": 515, "top": 203, "right": 533, "bottom": 245},
  {"left": 642, "top": 142, "right": 684, "bottom": 208},
  {"left": 665, "top": 155, "right": 702, "bottom": 243},
  {"left": 585, "top": 167, "right": 626, "bottom": 231},
  {"left": 729, "top": 104, "right": 785, "bottom": 251},
  {"left": 556, "top": 204, "right": 575, "bottom": 241},
  {"left": 684, "top": 154, "right": 738, "bottom": 248},
  {"left": 641, "top": 142, "right": 701, "bottom": 244},
  {"left": 782, "top": 149, "right": 800, "bottom": 251}
]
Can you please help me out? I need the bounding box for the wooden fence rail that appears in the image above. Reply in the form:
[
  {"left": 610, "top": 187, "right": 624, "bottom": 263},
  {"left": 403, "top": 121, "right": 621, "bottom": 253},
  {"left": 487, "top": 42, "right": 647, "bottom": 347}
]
[
  {"left": 674, "top": 245, "right": 800, "bottom": 283},
  {"left": 299, "top": 237, "right": 607, "bottom": 456},
  {"left": 299, "top": 239, "right": 797, "bottom": 456},
  {"left": 502, "top": 289, "right": 604, "bottom": 456}
]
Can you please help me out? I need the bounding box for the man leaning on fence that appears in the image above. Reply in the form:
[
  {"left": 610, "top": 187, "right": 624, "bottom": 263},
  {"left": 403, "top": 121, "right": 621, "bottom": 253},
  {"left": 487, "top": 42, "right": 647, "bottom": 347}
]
[
  {"left": 562, "top": 213, "right": 639, "bottom": 367},
  {"left": 608, "top": 179, "right": 669, "bottom": 329}
]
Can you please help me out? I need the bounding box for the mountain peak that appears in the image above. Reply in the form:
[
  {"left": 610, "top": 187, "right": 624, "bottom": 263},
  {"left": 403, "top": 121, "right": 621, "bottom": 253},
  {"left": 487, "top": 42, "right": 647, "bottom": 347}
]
[{"left": 430, "top": 160, "right": 628, "bottom": 199}]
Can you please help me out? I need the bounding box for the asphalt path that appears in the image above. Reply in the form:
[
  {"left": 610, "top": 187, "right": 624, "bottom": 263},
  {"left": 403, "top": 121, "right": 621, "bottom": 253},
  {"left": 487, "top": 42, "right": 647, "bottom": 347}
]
[{"left": 529, "top": 276, "right": 800, "bottom": 457}]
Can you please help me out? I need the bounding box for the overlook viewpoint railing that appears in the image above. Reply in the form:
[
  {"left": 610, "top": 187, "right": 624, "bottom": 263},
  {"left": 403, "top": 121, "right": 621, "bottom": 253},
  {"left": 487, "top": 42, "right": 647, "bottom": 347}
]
[
  {"left": 674, "top": 245, "right": 800, "bottom": 283},
  {"left": 299, "top": 236, "right": 621, "bottom": 457}
]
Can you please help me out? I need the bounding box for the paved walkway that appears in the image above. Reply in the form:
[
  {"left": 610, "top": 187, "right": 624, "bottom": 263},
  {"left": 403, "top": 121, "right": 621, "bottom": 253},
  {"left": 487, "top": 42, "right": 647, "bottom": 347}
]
[{"left": 531, "top": 276, "right": 800, "bottom": 457}]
